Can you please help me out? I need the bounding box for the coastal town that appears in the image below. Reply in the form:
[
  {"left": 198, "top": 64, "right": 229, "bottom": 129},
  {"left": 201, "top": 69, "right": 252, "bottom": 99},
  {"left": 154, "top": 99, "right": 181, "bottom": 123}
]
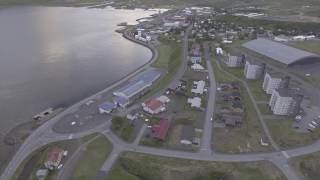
[{"left": 2, "top": 4, "right": 320, "bottom": 180}]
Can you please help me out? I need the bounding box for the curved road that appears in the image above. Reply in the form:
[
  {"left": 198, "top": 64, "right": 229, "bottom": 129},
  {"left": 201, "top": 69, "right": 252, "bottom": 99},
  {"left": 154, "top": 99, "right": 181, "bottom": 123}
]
[{"left": 1, "top": 28, "right": 320, "bottom": 180}]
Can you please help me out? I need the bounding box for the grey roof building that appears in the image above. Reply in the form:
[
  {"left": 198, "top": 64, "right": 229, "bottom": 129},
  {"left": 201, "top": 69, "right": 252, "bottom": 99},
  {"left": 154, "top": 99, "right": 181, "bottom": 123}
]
[{"left": 242, "top": 38, "right": 320, "bottom": 66}]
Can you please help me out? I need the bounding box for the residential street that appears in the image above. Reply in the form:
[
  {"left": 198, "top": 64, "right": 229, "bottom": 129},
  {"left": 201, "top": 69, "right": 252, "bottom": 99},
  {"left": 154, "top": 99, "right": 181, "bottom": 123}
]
[
  {"left": 2, "top": 27, "right": 320, "bottom": 180},
  {"left": 199, "top": 42, "right": 216, "bottom": 154}
]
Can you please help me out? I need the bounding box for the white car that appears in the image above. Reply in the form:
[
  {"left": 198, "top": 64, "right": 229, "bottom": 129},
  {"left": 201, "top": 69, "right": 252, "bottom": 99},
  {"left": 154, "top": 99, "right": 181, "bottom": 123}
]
[
  {"left": 63, "top": 151, "right": 68, "bottom": 156},
  {"left": 57, "top": 164, "right": 63, "bottom": 170},
  {"left": 311, "top": 121, "right": 318, "bottom": 126},
  {"left": 210, "top": 117, "right": 213, "bottom": 121},
  {"left": 71, "top": 121, "right": 76, "bottom": 126},
  {"left": 308, "top": 123, "right": 316, "bottom": 129},
  {"left": 295, "top": 115, "right": 302, "bottom": 120},
  {"left": 145, "top": 119, "right": 149, "bottom": 122}
]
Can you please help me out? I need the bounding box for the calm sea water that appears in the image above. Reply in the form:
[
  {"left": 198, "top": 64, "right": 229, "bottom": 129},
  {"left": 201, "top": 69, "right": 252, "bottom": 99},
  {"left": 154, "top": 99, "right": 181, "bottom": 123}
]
[{"left": 0, "top": 6, "right": 154, "bottom": 136}]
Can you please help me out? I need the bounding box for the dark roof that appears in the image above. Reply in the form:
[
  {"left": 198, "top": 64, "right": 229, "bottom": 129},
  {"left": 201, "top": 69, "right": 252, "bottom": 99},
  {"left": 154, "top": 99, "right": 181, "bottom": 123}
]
[
  {"left": 242, "top": 38, "right": 320, "bottom": 66},
  {"left": 276, "top": 88, "right": 297, "bottom": 97},
  {"left": 152, "top": 119, "right": 170, "bottom": 140},
  {"left": 222, "top": 115, "right": 242, "bottom": 126},
  {"left": 232, "top": 101, "right": 243, "bottom": 109},
  {"left": 180, "top": 125, "right": 195, "bottom": 141}
]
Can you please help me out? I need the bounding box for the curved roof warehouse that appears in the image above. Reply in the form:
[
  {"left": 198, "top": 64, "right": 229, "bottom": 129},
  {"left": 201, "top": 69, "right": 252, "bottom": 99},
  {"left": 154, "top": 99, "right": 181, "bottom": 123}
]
[{"left": 242, "top": 38, "right": 320, "bottom": 66}]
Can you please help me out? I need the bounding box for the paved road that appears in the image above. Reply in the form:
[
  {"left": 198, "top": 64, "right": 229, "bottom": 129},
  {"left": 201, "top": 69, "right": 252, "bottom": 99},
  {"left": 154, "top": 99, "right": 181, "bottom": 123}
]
[
  {"left": 215, "top": 55, "right": 280, "bottom": 151},
  {"left": 199, "top": 42, "right": 217, "bottom": 154},
  {"left": 2, "top": 28, "right": 320, "bottom": 180},
  {"left": 0, "top": 34, "right": 159, "bottom": 180}
]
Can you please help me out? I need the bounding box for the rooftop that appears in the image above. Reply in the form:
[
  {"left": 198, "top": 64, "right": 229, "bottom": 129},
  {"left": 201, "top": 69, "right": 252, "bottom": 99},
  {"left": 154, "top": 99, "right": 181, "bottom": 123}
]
[
  {"left": 242, "top": 38, "right": 320, "bottom": 66},
  {"left": 152, "top": 119, "right": 170, "bottom": 140}
]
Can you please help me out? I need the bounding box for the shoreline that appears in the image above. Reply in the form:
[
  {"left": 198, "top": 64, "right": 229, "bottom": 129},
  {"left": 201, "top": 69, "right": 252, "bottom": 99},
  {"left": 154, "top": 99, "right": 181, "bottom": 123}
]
[{"left": 0, "top": 18, "right": 159, "bottom": 178}]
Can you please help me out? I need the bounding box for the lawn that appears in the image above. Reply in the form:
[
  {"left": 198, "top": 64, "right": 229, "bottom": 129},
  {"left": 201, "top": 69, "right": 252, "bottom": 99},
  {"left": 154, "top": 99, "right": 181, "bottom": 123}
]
[
  {"left": 142, "top": 40, "right": 182, "bottom": 100},
  {"left": 71, "top": 135, "right": 112, "bottom": 180},
  {"left": 210, "top": 56, "right": 272, "bottom": 153},
  {"left": 111, "top": 116, "right": 134, "bottom": 141},
  {"left": 289, "top": 40, "right": 320, "bottom": 54},
  {"left": 266, "top": 119, "right": 320, "bottom": 149},
  {"left": 11, "top": 133, "right": 100, "bottom": 180},
  {"left": 246, "top": 80, "right": 270, "bottom": 102},
  {"left": 290, "top": 152, "right": 320, "bottom": 180},
  {"left": 108, "top": 152, "right": 286, "bottom": 180},
  {"left": 258, "top": 104, "right": 272, "bottom": 115}
]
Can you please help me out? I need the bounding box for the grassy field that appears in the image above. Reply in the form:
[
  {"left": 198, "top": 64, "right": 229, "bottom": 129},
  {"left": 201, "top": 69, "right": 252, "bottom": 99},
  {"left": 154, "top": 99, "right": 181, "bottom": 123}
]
[
  {"left": 266, "top": 119, "right": 320, "bottom": 149},
  {"left": 289, "top": 40, "right": 320, "bottom": 54},
  {"left": 142, "top": 41, "right": 182, "bottom": 100},
  {"left": 211, "top": 56, "right": 272, "bottom": 153},
  {"left": 108, "top": 152, "right": 286, "bottom": 180},
  {"left": 290, "top": 152, "right": 320, "bottom": 180},
  {"left": 11, "top": 133, "right": 101, "bottom": 180},
  {"left": 111, "top": 116, "right": 134, "bottom": 141},
  {"left": 258, "top": 104, "right": 272, "bottom": 115},
  {"left": 71, "top": 135, "right": 112, "bottom": 179}
]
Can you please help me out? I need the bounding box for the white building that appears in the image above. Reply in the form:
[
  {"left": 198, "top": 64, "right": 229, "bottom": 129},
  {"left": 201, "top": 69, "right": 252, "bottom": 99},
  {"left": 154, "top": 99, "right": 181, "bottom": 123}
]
[
  {"left": 263, "top": 71, "right": 290, "bottom": 95},
  {"left": 226, "top": 54, "right": 244, "bottom": 67},
  {"left": 244, "top": 59, "right": 265, "bottom": 79},
  {"left": 216, "top": 47, "right": 223, "bottom": 56},
  {"left": 191, "top": 80, "right": 205, "bottom": 95},
  {"left": 269, "top": 88, "right": 303, "bottom": 116},
  {"left": 191, "top": 64, "right": 205, "bottom": 71},
  {"left": 187, "top": 97, "right": 201, "bottom": 108}
]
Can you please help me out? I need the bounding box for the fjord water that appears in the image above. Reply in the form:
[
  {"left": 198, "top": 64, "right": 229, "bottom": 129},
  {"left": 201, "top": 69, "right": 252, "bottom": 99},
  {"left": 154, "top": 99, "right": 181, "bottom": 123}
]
[{"left": 0, "top": 6, "right": 153, "bottom": 136}]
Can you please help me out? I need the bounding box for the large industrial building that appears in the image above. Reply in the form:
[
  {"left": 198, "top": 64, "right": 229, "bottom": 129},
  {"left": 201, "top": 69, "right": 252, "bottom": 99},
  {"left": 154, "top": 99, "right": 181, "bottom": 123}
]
[
  {"left": 242, "top": 38, "right": 320, "bottom": 66},
  {"left": 113, "top": 69, "right": 161, "bottom": 107}
]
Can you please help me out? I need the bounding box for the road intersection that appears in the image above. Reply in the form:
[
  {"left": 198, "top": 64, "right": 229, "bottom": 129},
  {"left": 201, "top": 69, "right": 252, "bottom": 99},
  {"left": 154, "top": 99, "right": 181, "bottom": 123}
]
[{"left": 0, "top": 27, "right": 318, "bottom": 180}]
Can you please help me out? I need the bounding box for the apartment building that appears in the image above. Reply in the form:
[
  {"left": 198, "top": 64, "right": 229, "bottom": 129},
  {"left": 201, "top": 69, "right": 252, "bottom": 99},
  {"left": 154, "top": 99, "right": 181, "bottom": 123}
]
[
  {"left": 269, "top": 88, "right": 303, "bottom": 116},
  {"left": 244, "top": 59, "right": 265, "bottom": 79},
  {"left": 263, "top": 71, "right": 290, "bottom": 94},
  {"left": 226, "top": 54, "right": 244, "bottom": 67}
]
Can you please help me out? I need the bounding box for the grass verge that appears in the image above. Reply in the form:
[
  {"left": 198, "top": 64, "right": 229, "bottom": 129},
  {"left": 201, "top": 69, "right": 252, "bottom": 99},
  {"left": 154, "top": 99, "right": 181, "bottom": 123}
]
[
  {"left": 108, "top": 152, "right": 286, "bottom": 180},
  {"left": 71, "top": 135, "right": 112, "bottom": 179},
  {"left": 266, "top": 118, "right": 320, "bottom": 149},
  {"left": 290, "top": 152, "right": 320, "bottom": 180}
]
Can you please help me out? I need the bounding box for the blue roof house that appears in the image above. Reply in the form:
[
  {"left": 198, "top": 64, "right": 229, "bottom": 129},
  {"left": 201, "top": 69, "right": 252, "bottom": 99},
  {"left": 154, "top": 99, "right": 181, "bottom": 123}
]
[{"left": 99, "top": 102, "right": 116, "bottom": 114}]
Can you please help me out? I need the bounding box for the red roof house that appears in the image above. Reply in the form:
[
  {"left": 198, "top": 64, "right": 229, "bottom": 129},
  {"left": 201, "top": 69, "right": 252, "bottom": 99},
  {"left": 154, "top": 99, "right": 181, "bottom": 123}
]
[
  {"left": 142, "top": 99, "right": 166, "bottom": 115},
  {"left": 44, "top": 147, "right": 65, "bottom": 170},
  {"left": 151, "top": 119, "right": 170, "bottom": 141}
]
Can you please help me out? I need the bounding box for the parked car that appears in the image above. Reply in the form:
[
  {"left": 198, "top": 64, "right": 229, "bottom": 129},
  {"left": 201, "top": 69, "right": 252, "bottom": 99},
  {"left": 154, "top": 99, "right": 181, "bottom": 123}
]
[
  {"left": 311, "top": 121, "right": 318, "bottom": 126},
  {"left": 308, "top": 123, "right": 316, "bottom": 129}
]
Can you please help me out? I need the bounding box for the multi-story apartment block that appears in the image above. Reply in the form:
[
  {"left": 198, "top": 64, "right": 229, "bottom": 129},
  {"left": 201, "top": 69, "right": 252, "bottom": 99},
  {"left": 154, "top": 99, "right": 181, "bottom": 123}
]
[
  {"left": 244, "top": 59, "right": 265, "bottom": 79},
  {"left": 226, "top": 54, "right": 244, "bottom": 67},
  {"left": 263, "top": 71, "right": 290, "bottom": 95},
  {"left": 269, "top": 88, "right": 303, "bottom": 116}
]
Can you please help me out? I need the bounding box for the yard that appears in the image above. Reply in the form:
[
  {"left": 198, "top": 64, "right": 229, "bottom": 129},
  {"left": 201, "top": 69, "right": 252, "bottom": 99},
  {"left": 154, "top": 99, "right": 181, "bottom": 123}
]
[
  {"left": 211, "top": 55, "right": 273, "bottom": 153},
  {"left": 71, "top": 135, "right": 112, "bottom": 180},
  {"left": 108, "top": 152, "right": 286, "bottom": 180},
  {"left": 139, "top": 94, "right": 204, "bottom": 151},
  {"left": 111, "top": 116, "right": 135, "bottom": 141},
  {"left": 290, "top": 152, "right": 320, "bottom": 180},
  {"left": 143, "top": 41, "right": 182, "bottom": 99},
  {"left": 266, "top": 118, "right": 320, "bottom": 149},
  {"left": 12, "top": 133, "right": 100, "bottom": 180}
]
